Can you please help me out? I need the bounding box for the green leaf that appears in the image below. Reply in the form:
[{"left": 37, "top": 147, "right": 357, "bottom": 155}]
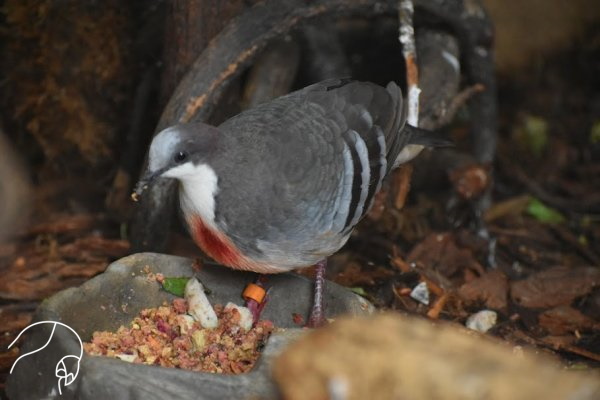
[
  {"left": 590, "top": 121, "right": 600, "bottom": 144},
  {"left": 526, "top": 198, "right": 565, "bottom": 224},
  {"left": 514, "top": 115, "right": 549, "bottom": 157},
  {"left": 524, "top": 115, "right": 549, "bottom": 157},
  {"left": 162, "top": 277, "right": 190, "bottom": 297},
  {"left": 350, "top": 287, "right": 368, "bottom": 297}
]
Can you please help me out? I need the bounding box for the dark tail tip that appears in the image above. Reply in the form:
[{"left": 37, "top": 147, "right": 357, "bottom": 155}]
[{"left": 405, "top": 125, "right": 454, "bottom": 148}]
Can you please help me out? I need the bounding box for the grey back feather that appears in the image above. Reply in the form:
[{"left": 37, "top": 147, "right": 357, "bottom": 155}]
[{"left": 211, "top": 79, "right": 410, "bottom": 268}]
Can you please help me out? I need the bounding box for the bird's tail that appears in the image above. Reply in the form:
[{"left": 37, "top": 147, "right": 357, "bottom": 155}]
[
  {"left": 404, "top": 125, "right": 454, "bottom": 148},
  {"left": 383, "top": 82, "right": 409, "bottom": 167},
  {"left": 385, "top": 81, "right": 452, "bottom": 168}
]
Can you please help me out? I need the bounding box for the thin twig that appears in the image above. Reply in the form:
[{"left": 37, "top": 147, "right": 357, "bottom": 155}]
[
  {"left": 560, "top": 345, "right": 600, "bottom": 363},
  {"left": 398, "top": 0, "right": 420, "bottom": 126},
  {"left": 427, "top": 292, "right": 449, "bottom": 319}
]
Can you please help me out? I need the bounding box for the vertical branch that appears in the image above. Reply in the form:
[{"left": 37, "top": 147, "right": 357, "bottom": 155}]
[{"left": 398, "top": 0, "right": 421, "bottom": 127}]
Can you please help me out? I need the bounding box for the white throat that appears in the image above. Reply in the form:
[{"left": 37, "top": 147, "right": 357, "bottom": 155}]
[{"left": 163, "top": 162, "right": 219, "bottom": 226}]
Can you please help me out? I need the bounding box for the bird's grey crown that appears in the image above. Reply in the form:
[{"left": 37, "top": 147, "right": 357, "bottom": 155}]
[
  {"left": 148, "top": 127, "right": 181, "bottom": 172},
  {"left": 148, "top": 123, "right": 221, "bottom": 174},
  {"left": 187, "top": 78, "right": 415, "bottom": 269}
]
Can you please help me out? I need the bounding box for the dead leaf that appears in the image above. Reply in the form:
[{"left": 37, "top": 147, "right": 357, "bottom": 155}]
[
  {"left": 484, "top": 195, "right": 531, "bottom": 223},
  {"left": 408, "top": 232, "right": 485, "bottom": 281},
  {"left": 539, "top": 335, "right": 577, "bottom": 350},
  {"left": 510, "top": 266, "right": 600, "bottom": 308},
  {"left": 458, "top": 269, "right": 508, "bottom": 311},
  {"left": 334, "top": 263, "right": 394, "bottom": 287},
  {"left": 0, "top": 347, "right": 19, "bottom": 371},
  {"left": 0, "top": 310, "right": 32, "bottom": 334},
  {"left": 24, "top": 213, "right": 99, "bottom": 236},
  {"left": 0, "top": 236, "right": 128, "bottom": 300},
  {"left": 538, "top": 305, "right": 600, "bottom": 335}
]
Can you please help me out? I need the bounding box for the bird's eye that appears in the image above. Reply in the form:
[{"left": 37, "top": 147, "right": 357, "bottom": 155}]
[{"left": 174, "top": 151, "right": 188, "bottom": 163}]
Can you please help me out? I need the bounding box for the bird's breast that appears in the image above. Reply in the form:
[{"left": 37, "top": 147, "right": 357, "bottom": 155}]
[
  {"left": 188, "top": 215, "right": 242, "bottom": 267},
  {"left": 186, "top": 214, "right": 284, "bottom": 274}
]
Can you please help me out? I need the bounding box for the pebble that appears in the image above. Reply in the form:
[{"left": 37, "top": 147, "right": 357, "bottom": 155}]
[
  {"left": 410, "top": 282, "right": 430, "bottom": 305},
  {"left": 466, "top": 310, "right": 497, "bottom": 333}
]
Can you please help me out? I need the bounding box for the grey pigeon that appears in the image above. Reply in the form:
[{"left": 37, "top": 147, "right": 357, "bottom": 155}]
[{"left": 134, "top": 78, "right": 448, "bottom": 325}]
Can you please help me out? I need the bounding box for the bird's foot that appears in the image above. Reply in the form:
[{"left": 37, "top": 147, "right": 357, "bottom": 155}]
[{"left": 306, "top": 259, "right": 327, "bottom": 328}]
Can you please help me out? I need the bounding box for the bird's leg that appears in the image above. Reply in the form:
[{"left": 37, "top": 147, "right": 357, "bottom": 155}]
[
  {"left": 307, "top": 259, "right": 327, "bottom": 328},
  {"left": 243, "top": 275, "right": 269, "bottom": 324}
]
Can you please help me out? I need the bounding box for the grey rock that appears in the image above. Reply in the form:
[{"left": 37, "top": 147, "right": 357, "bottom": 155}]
[{"left": 7, "top": 253, "right": 373, "bottom": 400}]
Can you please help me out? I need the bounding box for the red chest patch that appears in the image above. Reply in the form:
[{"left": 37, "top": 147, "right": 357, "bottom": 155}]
[
  {"left": 188, "top": 216, "right": 241, "bottom": 267},
  {"left": 186, "top": 215, "right": 287, "bottom": 274}
]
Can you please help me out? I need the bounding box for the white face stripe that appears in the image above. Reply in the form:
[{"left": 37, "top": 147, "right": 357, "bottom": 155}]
[{"left": 163, "top": 162, "right": 219, "bottom": 226}]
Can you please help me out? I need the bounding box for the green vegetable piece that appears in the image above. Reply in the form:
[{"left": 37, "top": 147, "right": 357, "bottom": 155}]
[
  {"left": 162, "top": 277, "right": 190, "bottom": 297},
  {"left": 526, "top": 198, "right": 565, "bottom": 224}
]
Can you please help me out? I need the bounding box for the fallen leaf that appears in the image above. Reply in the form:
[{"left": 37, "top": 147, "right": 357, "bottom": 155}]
[
  {"left": 458, "top": 269, "right": 508, "bottom": 311},
  {"left": 526, "top": 198, "right": 566, "bottom": 224},
  {"left": 0, "top": 236, "right": 128, "bottom": 300},
  {"left": 350, "top": 287, "right": 368, "bottom": 297},
  {"left": 484, "top": 195, "right": 531, "bottom": 223},
  {"left": 334, "top": 263, "right": 394, "bottom": 287},
  {"left": 24, "top": 213, "right": 99, "bottom": 236},
  {"left": 510, "top": 266, "right": 600, "bottom": 308},
  {"left": 408, "top": 233, "right": 485, "bottom": 281},
  {"left": 514, "top": 114, "right": 549, "bottom": 157},
  {"left": 538, "top": 305, "right": 600, "bottom": 335},
  {"left": 0, "top": 347, "right": 19, "bottom": 371},
  {"left": 539, "top": 335, "right": 577, "bottom": 350},
  {"left": 590, "top": 121, "right": 600, "bottom": 144},
  {"left": 0, "top": 310, "right": 33, "bottom": 334}
]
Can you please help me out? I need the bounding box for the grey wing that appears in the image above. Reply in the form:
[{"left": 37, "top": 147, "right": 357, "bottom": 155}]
[
  {"left": 215, "top": 79, "right": 408, "bottom": 266},
  {"left": 302, "top": 79, "right": 410, "bottom": 229},
  {"left": 219, "top": 97, "right": 354, "bottom": 265},
  {"left": 267, "top": 95, "right": 355, "bottom": 236}
]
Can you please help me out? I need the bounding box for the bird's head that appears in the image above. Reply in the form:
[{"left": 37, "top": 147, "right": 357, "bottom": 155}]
[{"left": 132, "top": 123, "right": 221, "bottom": 200}]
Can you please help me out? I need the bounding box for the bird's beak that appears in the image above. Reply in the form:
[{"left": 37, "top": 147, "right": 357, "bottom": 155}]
[{"left": 131, "top": 167, "right": 168, "bottom": 202}]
